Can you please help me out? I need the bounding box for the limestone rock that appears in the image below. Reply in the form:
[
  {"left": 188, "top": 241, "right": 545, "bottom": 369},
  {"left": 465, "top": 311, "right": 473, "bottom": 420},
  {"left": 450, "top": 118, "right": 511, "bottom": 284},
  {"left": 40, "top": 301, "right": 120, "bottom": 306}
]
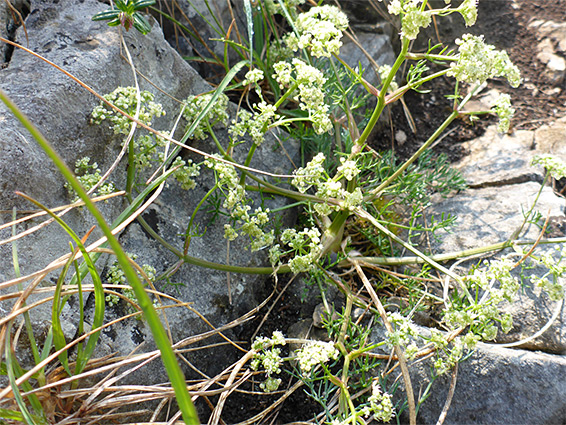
[
  {"left": 0, "top": 0, "right": 298, "bottom": 386},
  {"left": 530, "top": 20, "right": 566, "bottom": 84},
  {"left": 408, "top": 343, "right": 566, "bottom": 424},
  {"left": 455, "top": 125, "right": 541, "bottom": 188}
]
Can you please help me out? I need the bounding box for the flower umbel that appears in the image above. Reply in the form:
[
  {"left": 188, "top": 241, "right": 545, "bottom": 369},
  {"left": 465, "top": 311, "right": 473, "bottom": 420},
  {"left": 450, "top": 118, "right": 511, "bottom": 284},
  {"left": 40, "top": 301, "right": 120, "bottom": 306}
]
[
  {"left": 492, "top": 93, "right": 515, "bottom": 133},
  {"left": 285, "top": 5, "right": 348, "bottom": 57},
  {"left": 295, "top": 340, "right": 339, "bottom": 376},
  {"left": 448, "top": 34, "right": 522, "bottom": 87}
]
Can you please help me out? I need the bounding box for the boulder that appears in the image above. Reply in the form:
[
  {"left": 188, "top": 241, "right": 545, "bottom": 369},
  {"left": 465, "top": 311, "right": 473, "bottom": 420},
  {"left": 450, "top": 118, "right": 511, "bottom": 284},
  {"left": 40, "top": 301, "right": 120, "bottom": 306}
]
[
  {"left": 404, "top": 123, "right": 566, "bottom": 422},
  {"left": 0, "top": 0, "right": 298, "bottom": 390},
  {"left": 406, "top": 342, "right": 566, "bottom": 424}
]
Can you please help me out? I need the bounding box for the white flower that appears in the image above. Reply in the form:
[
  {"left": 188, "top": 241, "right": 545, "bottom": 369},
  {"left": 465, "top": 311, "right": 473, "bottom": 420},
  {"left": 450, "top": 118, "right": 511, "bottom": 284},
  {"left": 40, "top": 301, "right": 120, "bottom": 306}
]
[
  {"left": 402, "top": 8, "right": 431, "bottom": 40},
  {"left": 368, "top": 381, "right": 395, "bottom": 422},
  {"left": 273, "top": 61, "right": 293, "bottom": 88},
  {"left": 242, "top": 69, "right": 265, "bottom": 85},
  {"left": 448, "top": 34, "right": 522, "bottom": 88},
  {"left": 337, "top": 158, "right": 360, "bottom": 181},
  {"left": 260, "top": 377, "right": 282, "bottom": 392},
  {"left": 342, "top": 187, "right": 363, "bottom": 210},
  {"left": 292, "top": 152, "right": 326, "bottom": 193},
  {"left": 291, "top": 5, "right": 348, "bottom": 57},
  {"left": 182, "top": 93, "right": 229, "bottom": 139},
  {"left": 492, "top": 93, "right": 515, "bottom": 133},
  {"left": 295, "top": 341, "right": 339, "bottom": 376},
  {"left": 458, "top": 0, "right": 478, "bottom": 27}
]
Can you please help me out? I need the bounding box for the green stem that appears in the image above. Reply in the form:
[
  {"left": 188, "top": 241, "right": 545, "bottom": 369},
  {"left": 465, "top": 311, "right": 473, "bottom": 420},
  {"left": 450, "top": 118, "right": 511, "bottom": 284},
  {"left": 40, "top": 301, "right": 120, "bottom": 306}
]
[
  {"left": 368, "top": 84, "right": 481, "bottom": 198},
  {"left": 182, "top": 183, "right": 219, "bottom": 255},
  {"left": 509, "top": 172, "right": 550, "bottom": 241},
  {"left": 135, "top": 211, "right": 291, "bottom": 274},
  {"left": 126, "top": 137, "right": 136, "bottom": 194},
  {"left": 339, "top": 236, "right": 566, "bottom": 267},
  {"left": 238, "top": 143, "right": 258, "bottom": 186},
  {"left": 369, "top": 110, "right": 459, "bottom": 198},
  {"left": 405, "top": 52, "right": 458, "bottom": 62},
  {"left": 356, "top": 38, "right": 410, "bottom": 148}
]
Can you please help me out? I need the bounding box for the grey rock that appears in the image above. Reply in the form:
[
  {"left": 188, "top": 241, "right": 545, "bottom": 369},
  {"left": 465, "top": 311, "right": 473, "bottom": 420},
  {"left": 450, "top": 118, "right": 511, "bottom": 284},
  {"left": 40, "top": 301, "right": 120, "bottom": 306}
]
[
  {"left": 455, "top": 125, "right": 541, "bottom": 188},
  {"left": 428, "top": 181, "right": 563, "bottom": 253},
  {"left": 537, "top": 38, "right": 566, "bottom": 84},
  {"left": 534, "top": 116, "right": 566, "bottom": 155},
  {"left": 529, "top": 20, "right": 566, "bottom": 84},
  {"left": 0, "top": 0, "right": 298, "bottom": 387},
  {"left": 339, "top": 30, "right": 396, "bottom": 88},
  {"left": 406, "top": 343, "right": 566, "bottom": 424}
]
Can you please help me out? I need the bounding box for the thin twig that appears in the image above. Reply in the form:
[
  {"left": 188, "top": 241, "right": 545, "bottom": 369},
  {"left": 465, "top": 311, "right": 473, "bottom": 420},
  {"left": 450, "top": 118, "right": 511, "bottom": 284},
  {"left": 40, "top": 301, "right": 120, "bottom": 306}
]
[{"left": 436, "top": 362, "right": 458, "bottom": 425}]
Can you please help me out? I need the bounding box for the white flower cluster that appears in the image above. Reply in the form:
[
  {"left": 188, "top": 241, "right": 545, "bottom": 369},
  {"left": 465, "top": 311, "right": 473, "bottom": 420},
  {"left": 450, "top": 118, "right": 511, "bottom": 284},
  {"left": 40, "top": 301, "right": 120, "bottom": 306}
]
[
  {"left": 272, "top": 59, "right": 332, "bottom": 134},
  {"left": 170, "top": 156, "right": 201, "bottom": 190},
  {"left": 367, "top": 382, "right": 395, "bottom": 423},
  {"left": 229, "top": 101, "right": 280, "bottom": 146},
  {"left": 251, "top": 331, "right": 286, "bottom": 392},
  {"left": 242, "top": 69, "right": 264, "bottom": 86},
  {"left": 385, "top": 312, "right": 418, "bottom": 349},
  {"left": 66, "top": 156, "right": 115, "bottom": 201},
  {"left": 443, "top": 257, "right": 524, "bottom": 342},
  {"left": 531, "top": 154, "right": 566, "bottom": 180},
  {"left": 291, "top": 152, "right": 327, "bottom": 193},
  {"left": 105, "top": 255, "right": 156, "bottom": 311},
  {"left": 457, "top": 0, "right": 478, "bottom": 27},
  {"left": 529, "top": 247, "right": 566, "bottom": 301},
  {"left": 205, "top": 156, "right": 274, "bottom": 251},
  {"left": 387, "top": 0, "right": 431, "bottom": 40},
  {"left": 447, "top": 34, "right": 522, "bottom": 88},
  {"left": 295, "top": 340, "right": 339, "bottom": 377},
  {"left": 433, "top": 338, "right": 464, "bottom": 375},
  {"left": 182, "top": 93, "right": 229, "bottom": 140},
  {"left": 291, "top": 153, "right": 363, "bottom": 216},
  {"left": 226, "top": 206, "right": 275, "bottom": 251},
  {"left": 91, "top": 87, "right": 165, "bottom": 135},
  {"left": 337, "top": 157, "right": 360, "bottom": 181},
  {"left": 492, "top": 93, "right": 515, "bottom": 133},
  {"left": 285, "top": 5, "right": 348, "bottom": 58},
  {"left": 278, "top": 227, "right": 324, "bottom": 273},
  {"left": 264, "top": 0, "right": 305, "bottom": 16}
]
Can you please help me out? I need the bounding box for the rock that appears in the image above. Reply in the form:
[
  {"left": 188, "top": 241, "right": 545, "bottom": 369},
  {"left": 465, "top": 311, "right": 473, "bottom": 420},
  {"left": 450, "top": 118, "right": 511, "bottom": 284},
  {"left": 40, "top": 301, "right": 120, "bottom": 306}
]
[
  {"left": 339, "top": 30, "right": 396, "bottom": 88},
  {"left": 454, "top": 125, "right": 541, "bottom": 188},
  {"left": 533, "top": 116, "right": 566, "bottom": 155},
  {"left": 155, "top": 0, "right": 234, "bottom": 66},
  {"left": 530, "top": 19, "right": 566, "bottom": 54},
  {"left": 536, "top": 38, "right": 566, "bottom": 84},
  {"left": 405, "top": 342, "right": 566, "bottom": 424},
  {"left": 0, "top": 0, "right": 298, "bottom": 389},
  {"left": 408, "top": 119, "right": 566, "bottom": 421},
  {"left": 529, "top": 20, "right": 566, "bottom": 84},
  {"left": 428, "top": 181, "right": 563, "bottom": 252}
]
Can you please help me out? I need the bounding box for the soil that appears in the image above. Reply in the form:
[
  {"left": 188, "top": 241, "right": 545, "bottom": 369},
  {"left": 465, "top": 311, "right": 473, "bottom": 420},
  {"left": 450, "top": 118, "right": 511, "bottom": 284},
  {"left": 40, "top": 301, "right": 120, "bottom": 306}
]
[
  {"left": 191, "top": 1, "right": 566, "bottom": 423},
  {"left": 371, "top": 0, "right": 566, "bottom": 162}
]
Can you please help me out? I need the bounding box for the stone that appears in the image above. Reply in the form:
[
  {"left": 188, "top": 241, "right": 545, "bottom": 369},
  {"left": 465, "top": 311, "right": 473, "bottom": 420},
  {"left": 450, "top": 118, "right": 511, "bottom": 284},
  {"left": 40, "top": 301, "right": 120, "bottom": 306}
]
[
  {"left": 529, "top": 20, "right": 566, "bottom": 84},
  {"left": 536, "top": 38, "right": 566, "bottom": 84},
  {"left": 454, "top": 125, "right": 541, "bottom": 188},
  {"left": 339, "top": 30, "right": 396, "bottom": 88},
  {"left": 405, "top": 119, "right": 566, "bottom": 421},
  {"left": 404, "top": 342, "right": 566, "bottom": 424},
  {"left": 0, "top": 0, "right": 299, "bottom": 389},
  {"left": 156, "top": 0, "right": 242, "bottom": 79}
]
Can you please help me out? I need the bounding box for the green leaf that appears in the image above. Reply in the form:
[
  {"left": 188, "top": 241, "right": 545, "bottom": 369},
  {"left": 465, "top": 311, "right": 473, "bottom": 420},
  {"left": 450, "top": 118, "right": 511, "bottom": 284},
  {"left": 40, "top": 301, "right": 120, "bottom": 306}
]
[
  {"left": 91, "top": 9, "right": 120, "bottom": 21},
  {"left": 133, "top": 0, "right": 156, "bottom": 11},
  {"left": 133, "top": 12, "right": 152, "bottom": 35}
]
